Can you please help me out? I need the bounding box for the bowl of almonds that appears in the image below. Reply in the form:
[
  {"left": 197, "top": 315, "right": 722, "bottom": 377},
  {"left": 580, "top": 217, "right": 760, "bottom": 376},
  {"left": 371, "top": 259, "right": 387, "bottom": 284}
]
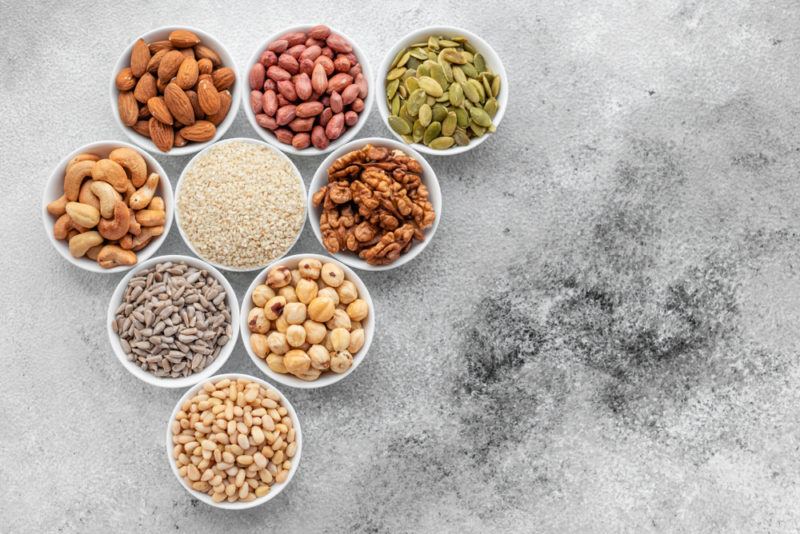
[{"left": 111, "top": 26, "right": 240, "bottom": 155}]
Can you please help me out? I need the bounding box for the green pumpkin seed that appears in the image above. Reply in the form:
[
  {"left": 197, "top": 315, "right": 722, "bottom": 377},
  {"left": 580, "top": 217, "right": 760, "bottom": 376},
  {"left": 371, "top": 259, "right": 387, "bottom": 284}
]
[
  {"left": 388, "top": 115, "right": 412, "bottom": 135},
  {"left": 412, "top": 120, "right": 424, "bottom": 143},
  {"left": 410, "top": 47, "right": 429, "bottom": 60},
  {"left": 427, "top": 36, "right": 439, "bottom": 50},
  {"left": 401, "top": 134, "right": 414, "bottom": 144},
  {"left": 455, "top": 107, "right": 469, "bottom": 128},
  {"left": 488, "top": 123, "right": 496, "bottom": 133},
  {"left": 461, "top": 62, "right": 478, "bottom": 79},
  {"left": 462, "top": 51, "right": 474, "bottom": 63},
  {"left": 432, "top": 104, "right": 448, "bottom": 122},
  {"left": 452, "top": 36, "right": 467, "bottom": 43},
  {"left": 399, "top": 103, "right": 413, "bottom": 123},
  {"left": 473, "top": 53, "right": 486, "bottom": 73},
  {"left": 452, "top": 66, "right": 467, "bottom": 84},
  {"left": 416, "top": 64, "right": 430, "bottom": 78},
  {"left": 405, "top": 77, "right": 419, "bottom": 93},
  {"left": 453, "top": 128, "right": 470, "bottom": 146},
  {"left": 387, "top": 67, "right": 406, "bottom": 81},
  {"left": 418, "top": 76, "right": 444, "bottom": 97},
  {"left": 484, "top": 97, "right": 498, "bottom": 118},
  {"left": 406, "top": 57, "right": 421, "bottom": 70},
  {"left": 468, "top": 78, "right": 485, "bottom": 101},
  {"left": 390, "top": 48, "right": 405, "bottom": 68},
  {"left": 429, "top": 136, "right": 455, "bottom": 150},
  {"left": 449, "top": 82, "right": 464, "bottom": 107},
  {"left": 482, "top": 75, "right": 492, "bottom": 97},
  {"left": 407, "top": 89, "right": 426, "bottom": 115},
  {"left": 469, "top": 106, "right": 492, "bottom": 128},
  {"left": 426, "top": 95, "right": 436, "bottom": 106},
  {"left": 391, "top": 94, "right": 401, "bottom": 116},
  {"left": 462, "top": 40, "right": 476, "bottom": 53},
  {"left": 442, "top": 111, "right": 457, "bottom": 136},
  {"left": 418, "top": 104, "right": 432, "bottom": 127},
  {"left": 386, "top": 79, "right": 399, "bottom": 100},
  {"left": 491, "top": 75, "right": 501, "bottom": 97},
  {"left": 397, "top": 51, "right": 412, "bottom": 68},
  {"left": 440, "top": 58, "right": 453, "bottom": 82},
  {"left": 423, "top": 121, "right": 441, "bottom": 145},
  {"left": 442, "top": 49, "right": 466, "bottom": 64},
  {"left": 429, "top": 63, "right": 448, "bottom": 89},
  {"left": 469, "top": 121, "right": 486, "bottom": 136},
  {"left": 398, "top": 85, "right": 408, "bottom": 99},
  {"left": 438, "top": 39, "right": 461, "bottom": 48},
  {"left": 462, "top": 81, "right": 480, "bottom": 103}
]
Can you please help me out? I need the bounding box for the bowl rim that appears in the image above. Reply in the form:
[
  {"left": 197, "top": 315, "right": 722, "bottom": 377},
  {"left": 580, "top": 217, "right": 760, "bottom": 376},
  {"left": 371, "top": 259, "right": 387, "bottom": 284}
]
[
  {"left": 375, "top": 25, "right": 509, "bottom": 156},
  {"left": 106, "top": 254, "right": 240, "bottom": 388},
  {"left": 41, "top": 140, "right": 174, "bottom": 274},
  {"left": 239, "top": 253, "right": 376, "bottom": 389},
  {"left": 174, "top": 137, "right": 307, "bottom": 272},
  {"left": 240, "top": 23, "right": 375, "bottom": 156},
  {"left": 165, "top": 372, "right": 302, "bottom": 508},
  {"left": 306, "top": 137, "right": 442, "bottom": 271},
  {"left": 109, "top": 25, "right": 242, "bottom": 157}
]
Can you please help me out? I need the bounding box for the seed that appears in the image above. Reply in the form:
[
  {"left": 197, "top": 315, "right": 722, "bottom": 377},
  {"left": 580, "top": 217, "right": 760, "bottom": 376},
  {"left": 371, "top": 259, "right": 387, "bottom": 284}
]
[
  {"left": 484, "top": 97, "right": 498, "bottom": 118},
  {"left": 428, "top": 136, "right": 455, "bottom": 150},
  {"left": 453, "top": 128, "right": 470, "bottom": 146},
  {"left": 386, "top": 67, "right": 406, "bottom": 80},
  {"left": 432, "top": 104, "right": 448, "bottom": 123},
  {"left": 386, "top": 79, "right": 399, "bottom": 100},
  {"left": 448, "top": 83, "right": 464, "bottom": 107},
  {"left": 473, "top": 53, "right": 486, "bottom": 73},
  {"left": 462, "top": 81, "right": 480, "bottom": 103},
  {"left": 417, "top": 76, "right": 443, "bottom": 97},
  {"left": 442, "top": 111, "right": 457, "bottom": 137},
  {"left": 418, "top": 104, "right": 432, "bottom": 127},
  {"left": 423, "top": 121, "right": 441, "bottom": 145},
  {"left": 388, "top": 115, "right": 412, "bottom": 135},
  {"left": 469, "top": 106, "right": 493, "bottom": 128}
]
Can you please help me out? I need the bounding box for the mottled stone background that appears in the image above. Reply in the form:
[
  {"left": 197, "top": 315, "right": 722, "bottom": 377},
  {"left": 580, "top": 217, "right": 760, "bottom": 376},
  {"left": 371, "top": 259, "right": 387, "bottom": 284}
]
[{"left": 2, "top": 0, "right": 799, "bottom": 532}]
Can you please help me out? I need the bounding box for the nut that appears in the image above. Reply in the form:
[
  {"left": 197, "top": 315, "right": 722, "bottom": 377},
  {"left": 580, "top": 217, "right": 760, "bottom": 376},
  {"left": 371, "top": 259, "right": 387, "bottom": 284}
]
[
  {"left": 330, "top": 350, "right": 353, "bottom": 373},
  {"left": 248, "top": 307, "right": 270, "bottom": 334},
  {"left": 308, "top": 344, "right": 330, "bottom": 370},
  {"left": 298, "top": 258, "right": 322, "bottom": 279},
  {"left": 252, "top": 284, "right": 275, "bottom": 307},
  {"left": 303, "top": 320, "right": 327, "bottom": 344},
  {"left": 267, "top": 331, "right": 289, "bottom": 355},
  {"left": 307, "top": 297, "right": 335, "bottom": 323},
  {"left": 98, "top": 201, "right": 132, "bottom": 240},
  {"left": 267, "top": 265, "right": 292, "bottom": 288},
  {"left": 264, "top": 296, "right": 286, "bottom": 321},
  {"left": 286, "top": 325, "right": 306, "bottom": 347},
  {"left": 65, "top": 202, "right": 100, "bottom": 228},
  {"left": 68, "top": 231, "right": 103, "bottom": 258},
  {"left": 346, "top": 299, "right": 369, "bottom": 321},
  {"left": 283, "top": 349, "right": 310, "bottom": 374},
  {"left": 283, "top": 302, "right": 307, "bottom": 325}
]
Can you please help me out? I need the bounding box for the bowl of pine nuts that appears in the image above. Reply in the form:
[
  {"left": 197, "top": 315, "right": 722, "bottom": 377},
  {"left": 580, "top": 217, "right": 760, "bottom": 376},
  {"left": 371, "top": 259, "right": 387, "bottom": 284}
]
[{"left": 166, "top": 373, "right": 302, "bottom": 508}]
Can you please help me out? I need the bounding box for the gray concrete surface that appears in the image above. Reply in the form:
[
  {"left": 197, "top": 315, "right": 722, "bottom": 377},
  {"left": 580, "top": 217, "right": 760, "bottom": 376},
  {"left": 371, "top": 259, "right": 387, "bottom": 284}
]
[{"left": 2, "top": 0, "right": 800, "bottom": 532}]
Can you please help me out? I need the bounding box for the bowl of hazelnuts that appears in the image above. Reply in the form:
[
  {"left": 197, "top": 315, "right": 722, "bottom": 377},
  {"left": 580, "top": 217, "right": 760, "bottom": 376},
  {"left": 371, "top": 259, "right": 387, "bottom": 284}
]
[{"left": 240, "top": 253, "right": 375, "bottom": 388}]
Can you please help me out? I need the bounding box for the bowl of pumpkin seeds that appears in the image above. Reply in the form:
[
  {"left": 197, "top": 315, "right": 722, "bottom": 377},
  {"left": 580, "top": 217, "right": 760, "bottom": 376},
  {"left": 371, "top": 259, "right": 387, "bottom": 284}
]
[{"left": 377, "top": 26, "right": 507, "bottom": 155}]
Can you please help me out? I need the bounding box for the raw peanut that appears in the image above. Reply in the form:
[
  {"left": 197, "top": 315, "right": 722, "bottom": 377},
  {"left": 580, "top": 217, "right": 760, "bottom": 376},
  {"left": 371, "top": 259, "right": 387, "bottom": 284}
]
[
  {"left": 311, "top": 63, "right": 328, "bottom": 94},
  {"left": 180, "top": 120, "right": 216, "bottom": 142},
  {"left": 294, "top": 73, "right": 312, "bottom": 100},
  {"left": 65, "top": 202, "right": 100, "bottom": 228},
  {"left": 326, "top": 73, "right": 352, "bottom": 94},
  {"left": 341, "top": 83, "right": 359, "bottom": 105},
  {"left": 133, "top": 72, "right": 157, "bottom": 103},
  {"left": 281, "top": 32, "right": 306, "bottom": 47},
  {"left": 267, "top": 65, "right": 291, "bottom": 81},
  {"left": 262, "top": 90, "right": 278, "bottom": 116},
  {"left": 118, "top": 91, "right": 138, "bottom": 126},
  {"left": 250, "top": 90, "right": 263, "bottom": 114},
  {"left": 164, "top": 83, "right": 195, "bottom": 126},
  {"left": 349, "top": 64, "right": 361, "bottom": 77},
  {"left": 264, "top": 78, "right": 277, "bottom": 91},
  {"left": 333, "top": 55, "right": 350, "bottom": 73},
  {"left": 321, "top": 46, "right": 334, "bottom": 58},
  {"left": 268, "top": 39, "right": 289, "bottom": 53},
  {"left": 256, "top": 114, "right": 278, "bottom": 130},
  {"left": 355, "top": 73, "right": 368, "bottom": 99},
  {"left": 69, "top": 231, "right": 103, "bottom": 258},
  {"left": 211, "top": 67, "right": 236, "bottom": 91},
  {"left": 157, "top": 50, "right": 184, "bottom": 82},
  {"left": 169, "top": 29, "right": 200, "bottom": 48},
  {"left": 291, "top": 133, "right": 310, "bottom": 150},
  {"left": 277, "top": 80, "right": 297, "bottom": 101},
  {"left": 278, "top": 54, "right": 299, "bottom": 74},
  {"left": 47, "top": 194, "right": 68, "bottom": 217},
  {"left": 308, "top": 25, "right": 331, "bottom": 40},
  {"left": 197, "top": 57, "right": 213, "bottom": 75},
  {"left": 300, "top": 45, "right": 322, "bottom": 62},
  {"left": 319, "top": 107, "right": 333, "bottom": 127},
  {"left": 146, "top": 48, "right": 168, "bottom": 73},
  {"left": 305, "top": 36, "right": 323, "bottom": 47},
  {"left": 311, "top": 125, "right": 329, "bottom": 149},
  {"left": 344, "top": 110, "right": 358, "bottom": 126},
  {"left": 274, "top": 128, "right": 293, "bottom": 144},
  {"left": 148, "top": 117, "right": 174, "bottom": 152},
  {"left": 326, "top": 34, "right": 352, "bottom": 53},
  {"left": 325, "top": 112, "right": 345, "bottom": 140},
  {"left": 330, "top": 91, "right": 343, "bottom": 113},
  {"left": 277, "top": 93, "right": 289, "bottom": 107},
  {"left": 249, "top": 63, "right": 265, "bottom": 90},
  {"left": 351, "top": 98, "right": 365, "bottom": 113},
  {"left": 97, "top": 245, "right": 136, "bottom": 268},
  {"left": 197, "top": 78, "right": 220, "bottom": 115},
  {"left": 260, "top": 50, "right": 278, "bottom": 67},
  {"left": 315, "top": 55, "right": 334, "bottom": 76},
  {"left": 129, "top": 172, "right": 160, "bottom": 210},
  {"left": 296, "top": 101, "right": 323, "bottom": 118},
  {"left": 288, "top": 117, "right": 313, "bottom": 132},
  {"left": 206, "top": 90, "right": 231, "bottom": 126},
  {"left": 176, "top": 57, "right": 199, "bottom": 90},
  {"left": 275, "top": 105, "right": 296, "bottom": 126},
  {"left": 135, "top": 209, "right": 166, "bottom": 227},
  {"left": 98, "top": 200, "right": 131, "bottom": 240},
  {"left": 195, "top": 44, "right": 221, "bottom": 66},
  {"left": 90, "top": 181, "right": 121, "bottom": 219},
  {"left": 115, "top": 67, "right": 136, "bottom": 91},
  {"left": 130, "top": 38, "right": 151, "bottom": 78},
  {"left": 147, "top": 96, "right": 173, "bottom": 125},
  {"left": 92, "top": 159, "right": 128, "bottom": 193},
  {"left": 299, "top": 58, "right": 314, "bottom": 76},
  {"left": 109, "top": 147, "right": 147, "bottom": 188}
]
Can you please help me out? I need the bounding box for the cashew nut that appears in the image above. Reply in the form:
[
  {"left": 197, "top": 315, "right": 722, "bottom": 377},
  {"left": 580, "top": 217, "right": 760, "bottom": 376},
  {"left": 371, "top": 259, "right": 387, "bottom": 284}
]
[
  {"left": 64, "top": 160, "right": 96, "bottom": 201},
  {"left": 91, "top": 159, "right": 130, "bottom": 193},
  {"left": 97, "top": 245, "right": 137, "bottom": 269},
  {"left": 53, "top": 213, "right": 72, "bottom": 240},
  {"left": 68, "top": 231, "right": 103, "bottom": 257},
  {"left": 128, "top": 207, "right": 142, "bottom": 236},
  {"left": 90, "top": 180, "right": 122, "bottom": 219},
  {"left": 131, "top": 225, "right": 164, "bottom": 251},
  {"left": 67, "top": 229, "right": 80, "bottom": 241},
  {"left": 98, "top": 200, "right": 131, "bottom": 240},
  {"left": 129, "top": 172, "right": 160, "bottom": 210},
  {"left": 135, "top": 209, "right": 166, "bottom": 227},
  {"left": 85, "top": 244, "right": 104, "bottom": 260},
  {"left": 47, "top": 194, "right": 68, "bottom": 216},
  {"left": 109, "top": 147, "right": 148, "bottom": 188},
  {"left": 78, "top": 180, "right": 100, "bottom": 210},
  {"left": 67, "top": 153, "right": 100, "bottom": 170},
  {"left": 148, "top": 196, "right": 165, "bottom": 211},
  {"left": 65, "top": 202, "right": 100, "bottom": 228}
]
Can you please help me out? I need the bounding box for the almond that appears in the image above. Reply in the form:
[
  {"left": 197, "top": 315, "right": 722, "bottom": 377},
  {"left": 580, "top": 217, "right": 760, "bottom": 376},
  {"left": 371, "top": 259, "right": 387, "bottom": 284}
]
[
  {"left": 164, "top": 82, "right": 196, "bottom": 126},
  {"left": 157, "top": 50, "right": 184, "bottom": 82},
  {"left": 194, "top": 44, "right": 221, "bottom": 66},
  {"left": 185, "top": 90, "right": 203, "bottom": 120},
  {"left": 148, "top": 40, "right": 173, "bottom": 54},
  {"left": 130, "top": 38, "right": 151, "bottom": 78},
  {"left": 146, "top": 48, "right": 168, "bottom": 73},
  {"left": 147, "top": 96, "right": 173, "bottom": 125},
  {"left": 179, "top": 120, "right": 216, "bottom": 142},
  {"left": 197, "top": 58, "right": 213, "bottom": 76},
  {"left": 176, "top": 57, "right": 199, "bottom": 90},
  {"left": 174, "top": 132, "right": 187, "bottom": 147},
  {"left": 206, "top": 90, "right": 231, "bottom": 126},
  {"left": 148, "top": 117, "right": 174, "bottom": 152},
  {"left": 169, "top": 29, "right": 201, "bottom": 48},
  {"left": 115, "top": 67, "right": 136, "bottom": 91},
  {"left": 133, "top": 120, "right": 150, "bottom": 137},
  {"left": 197, "top": 78, "right": 220, "bottom": 115},
  {"left": 179, "top": 48, "right": 195, "bottom": 60},
  {"left": 118, "top": 91, "right": 138, "bottom": 126},
  {"left": 138, "top": 104, "right": 150, "bottom": 119},
  {"left": 133, "top": 72, "right": 157, "bottom": 103},
  {"left": 211, "top": 67, "right": 236, "bottom": 91}
]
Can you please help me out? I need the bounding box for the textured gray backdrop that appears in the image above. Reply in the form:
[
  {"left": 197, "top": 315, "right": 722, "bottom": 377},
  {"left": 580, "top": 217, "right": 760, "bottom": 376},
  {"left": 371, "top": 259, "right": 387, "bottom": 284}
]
[{"left": 2, "top": 0, "right": 800, "bottom": 532}]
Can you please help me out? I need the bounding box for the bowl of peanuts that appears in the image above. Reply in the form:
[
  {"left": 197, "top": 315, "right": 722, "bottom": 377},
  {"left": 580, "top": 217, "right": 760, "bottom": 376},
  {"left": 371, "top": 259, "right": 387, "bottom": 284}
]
[
  {"left": 240, "top": 253, "right": 375, "bottom": 389},
  {"left": 166, "top": 373, "right": 302, "bottom": 508}
]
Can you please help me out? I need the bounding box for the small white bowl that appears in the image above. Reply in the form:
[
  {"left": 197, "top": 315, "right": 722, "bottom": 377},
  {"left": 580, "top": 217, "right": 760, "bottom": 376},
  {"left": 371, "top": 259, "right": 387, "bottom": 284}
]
[
  {"left": 107, "top": 254, "right": 240, "bottom": 388},
  {"left": 41, "top": 140, "right": 174, "bottom": 274},
  {"left": 307, "top": 137, "right": 441, "bottom": 271},
  {"left": 240, "top": 253, "right": 375, "bottom": 389},
  {"left": 376, "top": 26, "right": 509, "bottom": 156},
  {"left": 241, "top": 24, "right": 374, "bottom": 156},
  {"left": 166, "top": 373, "right": 302, "bottom": 508},
  {"left": 174, "top": 137, "right": 306, "bottom": 272},
  {"left": 110, "top": 25, "right": 241, "bottom": 156}
]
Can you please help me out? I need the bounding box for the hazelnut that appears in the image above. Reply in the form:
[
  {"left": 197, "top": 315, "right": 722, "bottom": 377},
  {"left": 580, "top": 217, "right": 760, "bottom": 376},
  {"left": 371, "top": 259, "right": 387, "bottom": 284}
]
[
  {"left": 303, "top": 320, "right": 327, "bottom": 344},
  {"left": 283, "top": 349, "right": 311, "bottom": 374},
  {"left": 317, "top": 287, "right": 340, "bottom": 306},
  {"left": 326, "top": 309, "right": 351, "bottom": 330},
  {"left": 248, "top": 307, "right": 270, "bottom": 334},
  {"left": 286, "top": 324, "right": 307, "bottom": 347},
  {"left": 336, "top": 280, "right": 358, "bottom": 304},
  {"left": 252, "top": 284, "right": 275, "bottom": 307},
  {"left": 275, "top": 315, "right": 288, "bottom": 333},
  {"left": 291, "top": 269, "right": 301, "bottom": 286},
  {"left": 295, "top": 278, "right": 318, "bottom": 304},
  {"left": 294, "top": 367, "right": 322, "bottom": 381},
  {"left": 321, "top": 262, "right": 345, "bottom": 287},
  {"left": 250, "top": 334, "right": 268, "bottom": 358},
  {"left": 267, "top": 265, "right": 292, "bottom": 288},
  {"left": 266, "top": 353, "right": 288, "bottom": 373},
  {"left": 308, "top": 344, "right": 330, "bottom": 370},
  {"left": 264, "top": 296, "right": 286, "bottom": 320},
  {"left": 308, "top": 297, "right": 335, "bottom": 322},
  {"left": 298, "top": 258, "right": 322, "bottom": 279},
  {"left": 267, "top": 331, "right": 289, "bottom": 355},
  {"left": 284, "top": 302, "right": 307, "bottom": 325},
  {"left": 330, "top": 350, "right": 353, "bottom": 373},
  {"left": 348, "top": 328, "right": 365, "bottom": 353},
  {"left": 329, "top": 328, "right": 351, "bottom": 351},
  {"left": 346, "top": 299, "right": 368, "bottom": 321},
  {"left": 279, "top": 285, "right": 298, "bottom": 303}
]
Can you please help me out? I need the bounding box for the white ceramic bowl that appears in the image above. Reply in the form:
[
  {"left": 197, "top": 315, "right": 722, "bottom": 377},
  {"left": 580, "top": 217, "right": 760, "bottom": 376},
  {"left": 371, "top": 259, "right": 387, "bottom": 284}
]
[
  {"left": 110, "top": 25, "right": 241, "bottom": 156},
  {"left": 241, "top": 24, "right": 374, "bottom": 156},
  {"left": 376, "top": 26, "right": 508, "bottom": 156},
  {"left": 307, "top": 137, "right": 441, "bottom": 271},
  {"left": 107, "top": 254, "right": 240, "bottom": 388},
  {"left": 166, "top": 373, "right": 302, "bottom": 508},
  {"left": 240, "top": 253, "right": 375, "bottom": 389},
  {"left": 174, "top": 137, "right": 306, "bottom": 272},
  {"left": 42, "top": 140, "right": 174, "bottom": 274}
]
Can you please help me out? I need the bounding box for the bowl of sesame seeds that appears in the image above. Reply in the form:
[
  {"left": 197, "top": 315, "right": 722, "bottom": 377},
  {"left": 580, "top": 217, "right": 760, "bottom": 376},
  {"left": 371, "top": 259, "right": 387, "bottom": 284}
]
[{"left": 175, "top": 138, "right": 307, "bottom": 271}]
